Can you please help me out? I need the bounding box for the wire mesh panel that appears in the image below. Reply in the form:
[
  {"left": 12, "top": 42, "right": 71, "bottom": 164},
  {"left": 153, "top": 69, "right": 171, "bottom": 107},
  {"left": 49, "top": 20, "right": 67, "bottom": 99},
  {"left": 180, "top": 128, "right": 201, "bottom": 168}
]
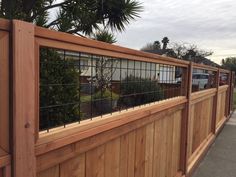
[
  {"left": 191, "top": 68, "right": 217, "bottom": 92},
  {"left": 219, "top": 72, "right": 229, "bottom": 86},
  {"left": 39, "top": 47, "right": 186, "bottom": 131}
]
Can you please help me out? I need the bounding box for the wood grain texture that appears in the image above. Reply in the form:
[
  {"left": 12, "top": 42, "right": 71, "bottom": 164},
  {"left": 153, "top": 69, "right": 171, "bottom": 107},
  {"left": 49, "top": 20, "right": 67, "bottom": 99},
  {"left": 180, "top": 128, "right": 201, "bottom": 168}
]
[
  {"left": 60, "top": 154, "right": 85, "bottom": 177},
  {"left": 104, "top": 138, "right": 120, "bottom": 177},
  {"left": 36, "top": 108, "right": 184, "bottom": 177},
  {"left": 187, "top": 96, "right": 214, "bottom": 166},
  {"left": 0, "top": 18, "right": 10, "bottom": 31},
  {"left": 35, "top": 27, "right": 189, "bottom": 68},
  {"left": 36, "top": 97, "right": 187, "bottom": 156},
  {"left": 38, "top": 166, "right": 59, "bottom": 177},
  {"left": 0, "top": 31, "right": 9, "bottom": 153},
  {"left": 85, "top": 145, "right": 105, "bottom": 177},
  {"left": 12, "top": 20, "right": 36, "bottom": 177}
]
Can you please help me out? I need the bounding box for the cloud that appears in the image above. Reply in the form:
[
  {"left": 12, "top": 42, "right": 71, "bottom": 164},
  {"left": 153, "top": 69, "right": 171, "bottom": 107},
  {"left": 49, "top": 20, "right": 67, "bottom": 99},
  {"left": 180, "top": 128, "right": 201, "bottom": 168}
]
[{"left": 115, "top": 0, "right": 236, "bottom": 64}]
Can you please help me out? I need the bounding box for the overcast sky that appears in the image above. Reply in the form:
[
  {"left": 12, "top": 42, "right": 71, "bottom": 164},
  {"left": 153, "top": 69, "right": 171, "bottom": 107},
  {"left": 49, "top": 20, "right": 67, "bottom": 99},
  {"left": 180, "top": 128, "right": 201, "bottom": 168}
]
[
  {"left": 113, "top": 0, "right": 236, "bottom": 64},
  {"left": 51, "top": 0, "right": 236, "bottom": 64}
]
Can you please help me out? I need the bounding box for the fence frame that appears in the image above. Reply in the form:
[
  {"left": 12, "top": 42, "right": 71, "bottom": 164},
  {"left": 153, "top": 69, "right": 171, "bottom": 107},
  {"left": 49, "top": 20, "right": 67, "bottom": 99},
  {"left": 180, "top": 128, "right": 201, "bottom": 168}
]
[{"left": 0, "top": 18, "right": 235, "bottom": 177}]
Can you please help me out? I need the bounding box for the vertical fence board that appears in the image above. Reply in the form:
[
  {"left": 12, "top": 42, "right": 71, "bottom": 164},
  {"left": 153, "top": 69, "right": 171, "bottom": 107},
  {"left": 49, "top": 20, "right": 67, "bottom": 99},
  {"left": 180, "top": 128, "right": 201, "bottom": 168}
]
[
  {"left": 60, "top": 154, "right": 85, "bottom": 177},
  {"left": 86, "top": 145, "right": 105, "bottom": 177},
  {"left": 0, "top": 31, "right": 9, "bottom": 153},
  {"left": 104, "top": 138, "right": 120, "bottom": 177},
  {"left": 144, "top": 123, "right": 154, "bottom": 177},
  {"left": 152, "top": 118, "right": 162, "bottom": 177},
  {"left": 38, "top": 166, "right": 59, "bottom": 177},
  {"left": 134, "top": 126, "right": 146, "bottom": 177},
  {"left": 12, "top": 20, "right": 36, "bottom": 177}
]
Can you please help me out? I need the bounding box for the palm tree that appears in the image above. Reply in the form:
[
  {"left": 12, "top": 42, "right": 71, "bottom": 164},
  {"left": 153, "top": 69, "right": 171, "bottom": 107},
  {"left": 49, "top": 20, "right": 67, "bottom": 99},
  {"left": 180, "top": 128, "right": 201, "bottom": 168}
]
[
  {"left": 0, "top": 0, "right": 143, "bottom": 36},
  {"left": 162, "top": 37, "right": 169, "bottom": 50},
  {"left": 93, "top": 30, "right": 117, "bottom": 44}
]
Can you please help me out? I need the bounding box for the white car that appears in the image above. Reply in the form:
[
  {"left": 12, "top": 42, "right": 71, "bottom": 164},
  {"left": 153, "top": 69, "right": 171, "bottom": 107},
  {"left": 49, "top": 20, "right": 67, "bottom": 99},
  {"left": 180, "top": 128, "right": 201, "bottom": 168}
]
[
  {"left": 175, "top": 73, "right": 211, "bottom": 89},
  {"left": 192, "top": 73, "right": 209, "bottom": 89}
]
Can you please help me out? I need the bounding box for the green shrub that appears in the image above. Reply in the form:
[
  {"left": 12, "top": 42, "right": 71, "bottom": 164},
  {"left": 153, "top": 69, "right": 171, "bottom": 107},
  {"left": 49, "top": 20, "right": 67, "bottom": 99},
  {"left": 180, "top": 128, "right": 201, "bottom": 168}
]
[
  {"left": 119, "top": 76, "right": 164, "bottom": 107},
  {"left": 40, "top": 48, "right": 81, "bottom": 130},
  {"left": 92, "top": 89, "right": 119, "bottom": 100}
]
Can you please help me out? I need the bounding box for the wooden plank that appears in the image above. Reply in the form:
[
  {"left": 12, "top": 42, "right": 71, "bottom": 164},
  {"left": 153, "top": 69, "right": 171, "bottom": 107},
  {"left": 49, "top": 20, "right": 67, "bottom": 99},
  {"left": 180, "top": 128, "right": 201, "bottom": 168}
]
[
  {"left": 0, "top": 18, "right": 10, "bottom": 31},
  {"left": 60, "top": 153, "right": 85, "bottom": 177},
  {"left": 193, "top": 63, "right": 218, "bottom": 72},
  {"left": 127, "top": 131, "right": 136, "bottom": 177},
  {"left": 3, "top": 164, "right": 11, "bottom": 177},
  {"left": 172, "top": 110, "right": 182, "bottom": 176},
  {"left": 211, "top": 69, "right": 220, "bottom": 134},
  {"left": 85, "top": 145, "right": 105, "bottom": 177},
  {"left": 187, "top": 133, "right": 215, "bottom": 176},
  {"left": 35, "top": 27, "right": 189, "bottom": 67},
  {"left": 0, "top": 155, "right": 11, "bottom": 168},
  {"left": 180, "top": 62, "right": 193, "bottom": 174},
  {"left": 37, "top": 166, "right": 59, "bottom": 177},
  {"left": 134, "top": 126, "right": 146, "bottom": 177},
  {"left": 165, "top": 114, "right": 174, "bottom": 177},
  {"left": 12, "top": 20, "right": 36, "bottom": 177},
  {"left": 0, "top": 31, "right": 9, "bottom": 153},
  {"left": 187, "top": 105, "right": 194, "bottom": 160},
  {"left": 36, "top": 98, "right": 186, "bottom": 156},
  {"left": 152, "top": 118, "right": 162, "bottom": 177},
  {"left": 190, "top": 88, "right": 216, "bottom": 102},
  {"left": 36, "top": 105, "right": 185, "bottom": 172},
  {"left": 159, "top": 116, "right": 168, "bottom": 177},
  {"left": 104, "top": 138, "right": 120, "bottom": 177},
  {"left": 119, "top": 131, "right": 135, "bottom": 177},
  {"left": 36, "top": 37, "right": 189, "bottom": 68},
  {"left": 144, "top": 123, "right": 154, "bottom": 177}
]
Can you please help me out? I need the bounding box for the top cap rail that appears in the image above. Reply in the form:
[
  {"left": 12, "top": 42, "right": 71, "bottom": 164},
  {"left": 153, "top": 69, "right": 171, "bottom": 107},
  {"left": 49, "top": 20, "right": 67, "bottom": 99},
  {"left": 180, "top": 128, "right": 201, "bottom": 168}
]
[
  {"left": 192, "top": 62, "right": 218, "bottom": 72},
  {"left": 35, "top": 25, "right": 190, "bottom": 67}
]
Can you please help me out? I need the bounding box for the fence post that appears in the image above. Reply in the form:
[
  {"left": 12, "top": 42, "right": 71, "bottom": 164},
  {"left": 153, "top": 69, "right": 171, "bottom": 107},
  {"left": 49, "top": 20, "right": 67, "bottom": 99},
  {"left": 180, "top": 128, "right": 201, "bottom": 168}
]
[
  {"left": 230, "top": 71, "right": 235, "bottom": 113},
  {"left": 211, "top": 69, "right": 220, "bottom": 134},
  {"left": 12, "top": 20, "right": 36, "bottom": 177},
  {"left": 226, "top": 72, "right": 232, "bottom": 117},
  {"left": 180, "top": 61, "right": 192, "bottom": 175}
]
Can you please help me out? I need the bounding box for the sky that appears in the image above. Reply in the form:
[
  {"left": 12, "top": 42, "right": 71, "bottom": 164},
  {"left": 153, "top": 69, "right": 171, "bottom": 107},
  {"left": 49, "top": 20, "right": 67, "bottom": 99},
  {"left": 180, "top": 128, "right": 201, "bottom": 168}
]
[
  {"left": 113, "top": 0, "right": 236, "bottom": 64},
  {"left": 50, "top": 0, "right": 236, "bottom": 64}
]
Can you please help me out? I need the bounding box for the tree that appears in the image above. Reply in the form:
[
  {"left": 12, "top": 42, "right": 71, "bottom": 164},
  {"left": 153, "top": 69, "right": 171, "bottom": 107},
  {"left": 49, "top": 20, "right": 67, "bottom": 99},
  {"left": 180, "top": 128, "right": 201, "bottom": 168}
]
[
  {"left": 222, "top": 57, "right": 236, "bottom": 72},
  {"left": 161, "top": 37, "right": 169, "bottom": 50},
  {"left": 141, "top": 41, "right": 161, "bottom": 51},
  {"left": 153, "top": 41, "right": 161, "bottom": 50},
  {"left": 170, "top": 43, "right": 213, "bottom": 60},
  {"left": 0, "top": 0, "right": 143, "bottom": 36},
  {"left": 93, "top": 30, "right": 117, "bottom": 44}
]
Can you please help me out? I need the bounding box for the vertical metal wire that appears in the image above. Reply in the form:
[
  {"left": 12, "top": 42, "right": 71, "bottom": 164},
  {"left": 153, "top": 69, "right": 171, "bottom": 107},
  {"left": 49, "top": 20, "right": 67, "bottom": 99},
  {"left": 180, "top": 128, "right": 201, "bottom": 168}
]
[
  {"left": 63, "top": 50, "right": 66, "bottom": 128},
  {"left": 90, "top": 55, "right": 93, "bottom": 120},
  {"left": 46, "top": 48, "right": 50, "bottom": 132},
  {"left": 78, "top": 52, "right": 81, "bottom": 123},
  {"left": 110, "top": 58, "right": 113, "bottom": 114}
]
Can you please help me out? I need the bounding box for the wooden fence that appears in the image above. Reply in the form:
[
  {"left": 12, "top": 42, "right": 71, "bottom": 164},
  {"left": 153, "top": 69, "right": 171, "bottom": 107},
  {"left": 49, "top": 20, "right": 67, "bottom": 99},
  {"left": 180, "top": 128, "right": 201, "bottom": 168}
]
[{"left": 0, "top": 19, "right": 234, "bottom": 177}]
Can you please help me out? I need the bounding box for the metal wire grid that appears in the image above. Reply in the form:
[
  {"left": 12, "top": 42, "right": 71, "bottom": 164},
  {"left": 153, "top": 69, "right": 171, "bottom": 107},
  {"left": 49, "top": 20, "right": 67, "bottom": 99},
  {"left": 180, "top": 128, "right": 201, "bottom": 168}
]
[
  {"left": 191, "top": 68, "right": 217, "bottom": 92},
  {"left": 219, "top": 73, "right": 229, "bottom": 86},
  {"left": 40, "top": 47, "right": 185, "bottom": 131}
]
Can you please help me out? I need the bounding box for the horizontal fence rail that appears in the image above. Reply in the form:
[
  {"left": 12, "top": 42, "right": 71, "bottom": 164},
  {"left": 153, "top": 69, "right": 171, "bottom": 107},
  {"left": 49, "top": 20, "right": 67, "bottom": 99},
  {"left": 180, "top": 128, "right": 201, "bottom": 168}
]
[{"left": 0, "top": 18, "right": 235, "bottom": 177}]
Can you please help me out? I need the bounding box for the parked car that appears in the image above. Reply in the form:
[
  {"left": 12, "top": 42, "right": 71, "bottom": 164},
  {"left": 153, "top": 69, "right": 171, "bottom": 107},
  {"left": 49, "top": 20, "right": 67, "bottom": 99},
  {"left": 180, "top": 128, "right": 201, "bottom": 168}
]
[
  {"left": 192, "top": 73, "right": 210, "bottom": 89},
  {"left": 175, "top": 73, "right": 213, "bottom": 89}
]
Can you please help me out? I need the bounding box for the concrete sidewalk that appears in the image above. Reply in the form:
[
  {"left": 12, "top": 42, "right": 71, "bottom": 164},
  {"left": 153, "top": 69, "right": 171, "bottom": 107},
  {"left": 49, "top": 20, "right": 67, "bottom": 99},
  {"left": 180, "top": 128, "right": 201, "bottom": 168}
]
[{"left": 193, "top": 112, "right": 236, "bottom": 177}]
